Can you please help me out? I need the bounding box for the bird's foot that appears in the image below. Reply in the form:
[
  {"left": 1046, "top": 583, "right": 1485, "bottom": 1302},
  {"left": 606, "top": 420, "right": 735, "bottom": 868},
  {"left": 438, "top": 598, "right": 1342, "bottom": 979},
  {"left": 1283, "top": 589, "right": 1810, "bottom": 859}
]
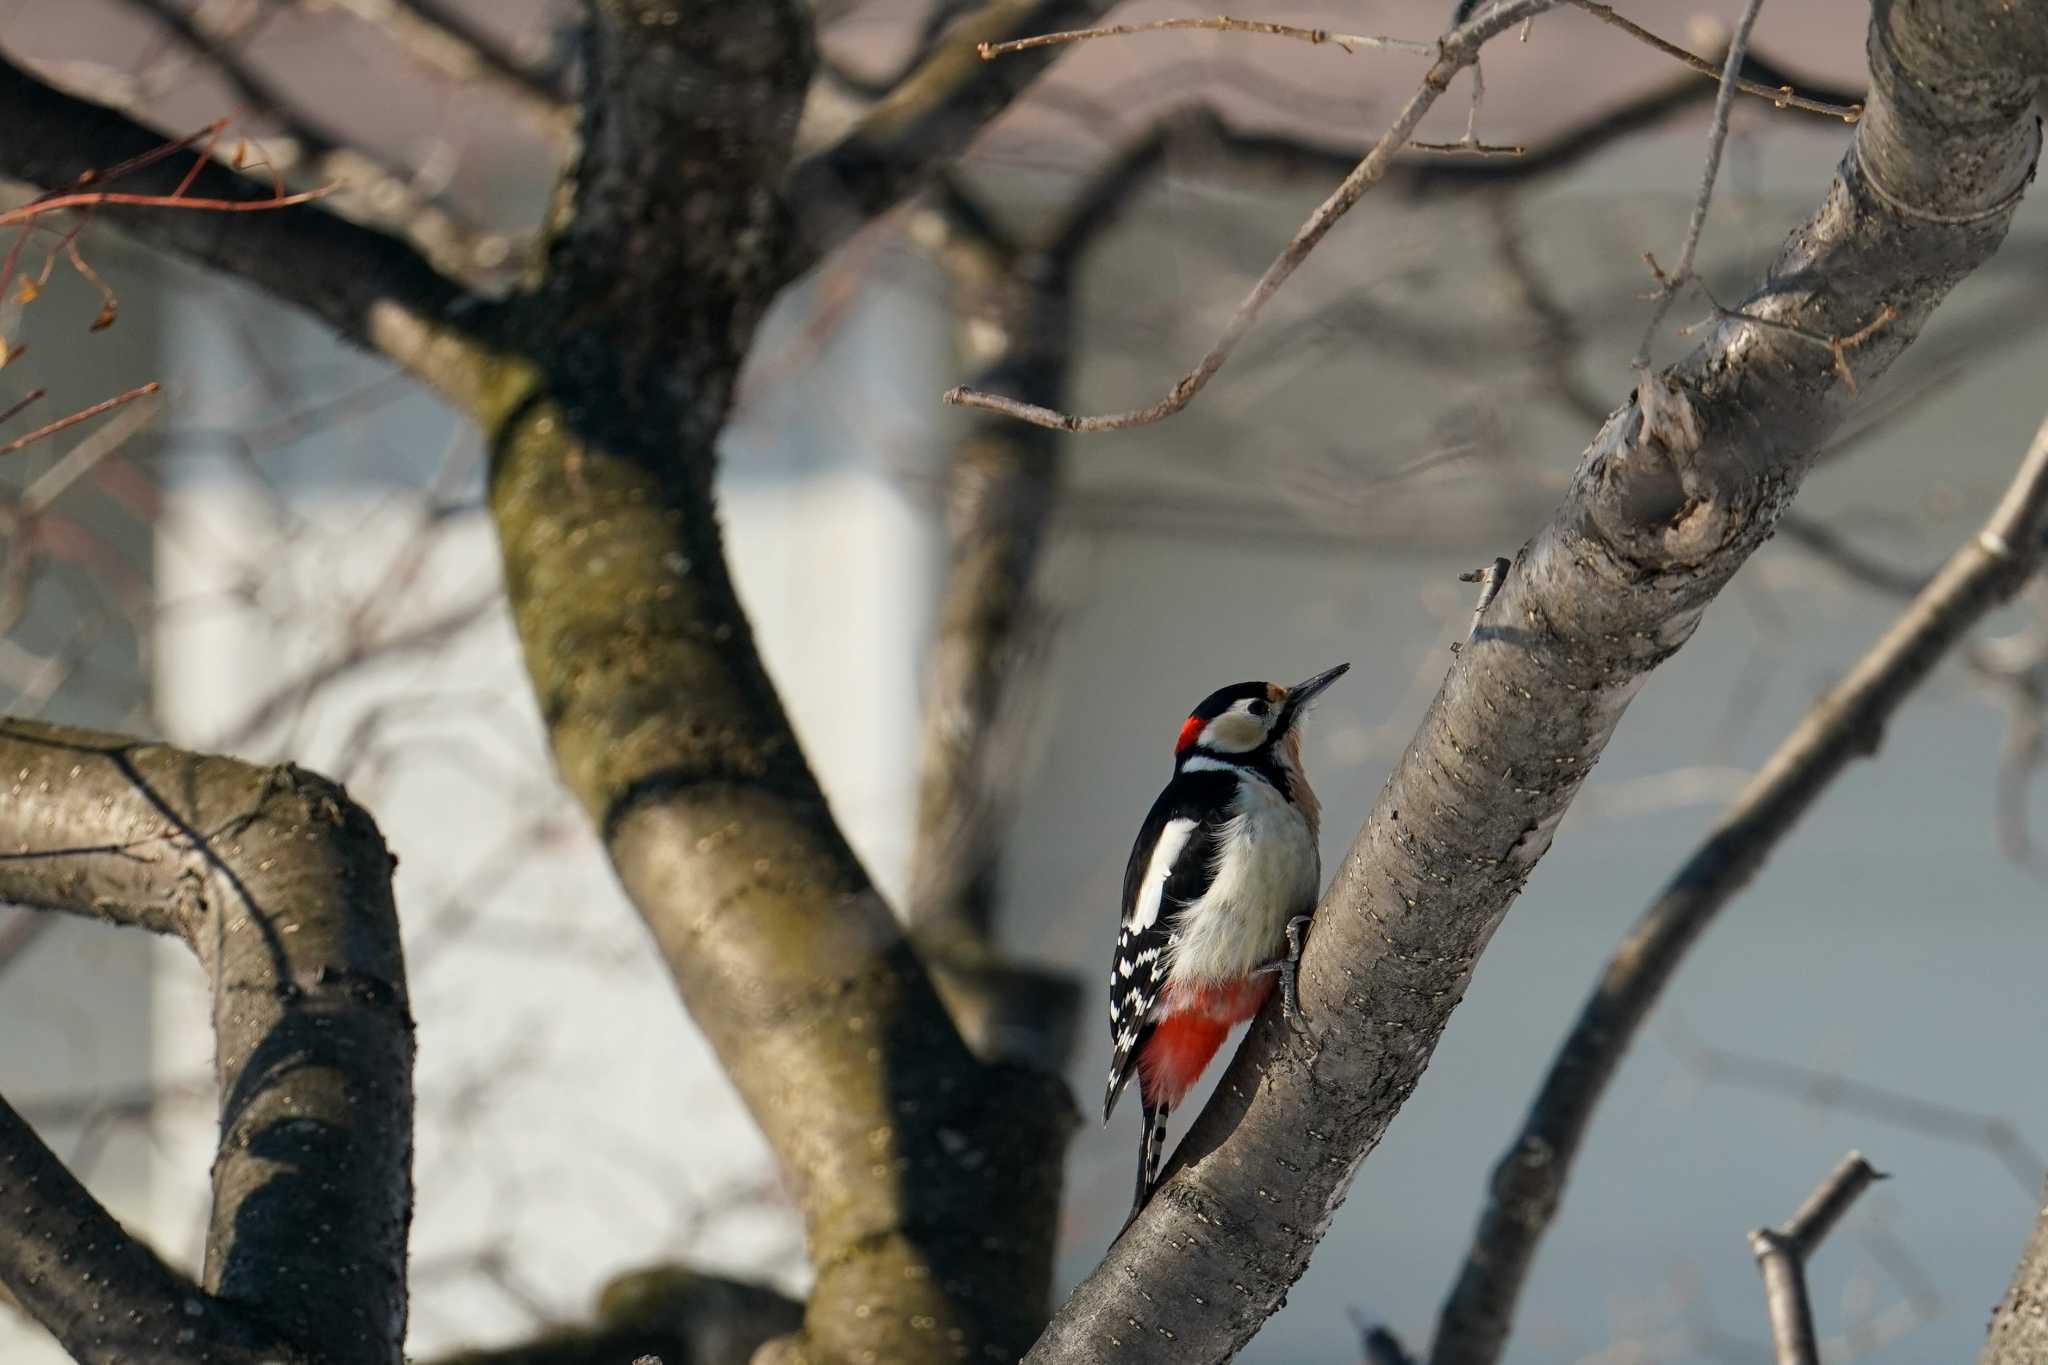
[{"left": 1255, "top": 915, "right": 1313, "bottom": 1031}]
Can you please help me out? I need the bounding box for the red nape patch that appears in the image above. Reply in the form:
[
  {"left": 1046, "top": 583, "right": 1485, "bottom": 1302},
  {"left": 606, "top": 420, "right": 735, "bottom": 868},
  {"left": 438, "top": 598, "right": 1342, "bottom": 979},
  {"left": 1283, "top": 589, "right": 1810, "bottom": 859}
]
[
  {"left": 1174, "top": 715, "right": 1204, "bottom": 753},
  {"left": 1138, "top": 1013, "right": 1229, "bottom": 1108}
]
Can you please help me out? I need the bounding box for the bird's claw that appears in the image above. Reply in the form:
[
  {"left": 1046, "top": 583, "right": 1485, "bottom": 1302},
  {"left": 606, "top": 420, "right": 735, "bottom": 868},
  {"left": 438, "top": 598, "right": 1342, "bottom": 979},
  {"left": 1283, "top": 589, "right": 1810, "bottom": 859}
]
[{"left": 1280, "top": 913, "right": 1310, "bottom": 1028}]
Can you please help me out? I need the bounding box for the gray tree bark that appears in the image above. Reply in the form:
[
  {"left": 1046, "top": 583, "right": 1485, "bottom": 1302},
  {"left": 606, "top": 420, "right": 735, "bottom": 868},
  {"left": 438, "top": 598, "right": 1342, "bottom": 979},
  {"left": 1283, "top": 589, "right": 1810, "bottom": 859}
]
[
  {"left": 0, "top": 720, "right": 410, "bottom": 1365},
  {"left": 1026, "top": 3, "right": 2045, "bottom": 1360},
  {"left": 1982, "top": 1185, "right": 2048, "bottom": 1365}
]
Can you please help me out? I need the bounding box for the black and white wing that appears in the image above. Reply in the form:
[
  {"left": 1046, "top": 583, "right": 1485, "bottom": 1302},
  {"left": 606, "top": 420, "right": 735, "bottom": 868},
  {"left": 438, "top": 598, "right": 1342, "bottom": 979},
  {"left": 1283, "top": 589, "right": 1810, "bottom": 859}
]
[{"left": 1102, "top": 770, "right": 1233, "bottom": 1122}]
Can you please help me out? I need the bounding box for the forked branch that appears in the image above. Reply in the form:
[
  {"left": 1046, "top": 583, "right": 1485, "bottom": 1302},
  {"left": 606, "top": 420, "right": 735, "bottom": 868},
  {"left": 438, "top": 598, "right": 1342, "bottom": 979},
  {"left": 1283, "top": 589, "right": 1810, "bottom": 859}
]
[{"left": 1749, "top": 1152, "right": 1885, "bottom": 1365}]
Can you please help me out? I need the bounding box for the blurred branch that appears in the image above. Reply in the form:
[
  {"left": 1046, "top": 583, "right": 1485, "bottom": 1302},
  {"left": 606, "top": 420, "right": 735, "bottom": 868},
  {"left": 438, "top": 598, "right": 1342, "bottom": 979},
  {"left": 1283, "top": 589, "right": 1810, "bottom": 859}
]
[
  {"left": 1033, "top": 3, "right": 2045, "bottom": 1358},
  {"left": 1670, "top": 1027, "right": 2048, "bottom": 1196},
  {"left": 787, "top": 0, "right": 1118, "bottom": 267},
  {"left": 945, "top": 0, "right": 1558, "bottom": 432},
  {"left": 0, "top": 719, "right": 411, "bottom": 1365},
  {"left": 426, "top": 1264, "right": 803, "bottom": 1365},
  {"left": 327, "top": 0, "right": 574, "bottom": 136},
  {"left": 1431, "top": 412, "right": 2048, "bottom": 1365},
  {"left": 1748, "top": 1152, "right": 1883, "bottom": 1365},
  {"left": 0, "top": 52, "right": 490, "bottom": 402},
  {"left": 119, "top": 0, "right": 511, "bottom": 281},
  {"left": 902, "top": 184, "right": 1083, "bottom": 1070}
]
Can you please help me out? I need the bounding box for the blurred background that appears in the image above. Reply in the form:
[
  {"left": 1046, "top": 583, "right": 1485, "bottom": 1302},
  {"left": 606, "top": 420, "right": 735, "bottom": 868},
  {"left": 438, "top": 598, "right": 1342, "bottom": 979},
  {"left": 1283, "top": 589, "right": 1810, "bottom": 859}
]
[{"left": 1, "top": 1, "right": 2044, "bottom": 1361}]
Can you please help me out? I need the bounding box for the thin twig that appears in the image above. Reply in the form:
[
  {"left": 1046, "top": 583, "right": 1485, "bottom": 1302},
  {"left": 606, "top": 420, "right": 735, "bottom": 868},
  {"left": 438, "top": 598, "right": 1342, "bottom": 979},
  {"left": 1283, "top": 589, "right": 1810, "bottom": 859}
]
[
  {"left": 1749, "top": 1152, "right": 1886, "bottom": 1365},
  {"left": 978, "top": 16, "right": 1434, "bottom": 59},
  {"left": 0, "top": 383, "right": 159, "bottom": 459},
  {"left": 1632, "top": 0, "right": 1767, "bottom": 371},
  {"left": 0, "top": 388, "right": 47, "bottom": 426},
  {"left": 1430, "top": 412, "right": 2048, "bottom": 1365},
  {"left": 945, "top": 0, "right": 1560, "bottom": 432},
  {"left": 0, "top": 184, "right": 335, "bottom": 225},
  {"left": 1565, "top": 0, "right": 1860, "bottom": 122}
]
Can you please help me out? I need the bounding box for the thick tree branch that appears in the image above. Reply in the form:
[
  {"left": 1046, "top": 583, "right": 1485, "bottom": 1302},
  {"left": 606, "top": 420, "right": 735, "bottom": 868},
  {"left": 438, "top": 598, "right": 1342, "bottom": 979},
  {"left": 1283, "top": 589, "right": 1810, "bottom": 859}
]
[
  {"left": 786, "top": 0, "right": 1116, "bottom": 267},
  {"left": 0, "top": 1092, "right": 302, "bottom": 1365},
  {"left": 0, "top": 51, "right": 487, "bottom": 400},
  {"left": 478, "top": 6, "right": 1075, "bottom": 1362},
  {"left": 1983, "top": 1180, "right": 2048, "bottom": 1364},
  {"left": 1026, "top": 4, "right": 2045, "bottom": 1361},
  {"left": 1430, "top": 405, "right": 2048, "bottom": 1365},
  {"left": 0, "top": 719, "right": 412, "bottom": 1365}
]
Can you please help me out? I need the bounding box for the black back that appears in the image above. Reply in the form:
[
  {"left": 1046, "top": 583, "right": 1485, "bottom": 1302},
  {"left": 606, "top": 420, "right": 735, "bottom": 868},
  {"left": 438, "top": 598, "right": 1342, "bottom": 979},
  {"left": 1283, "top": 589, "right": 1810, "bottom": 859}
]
[{"left": 1103, "top": 766, "right": 1238, "bottom": 1121}]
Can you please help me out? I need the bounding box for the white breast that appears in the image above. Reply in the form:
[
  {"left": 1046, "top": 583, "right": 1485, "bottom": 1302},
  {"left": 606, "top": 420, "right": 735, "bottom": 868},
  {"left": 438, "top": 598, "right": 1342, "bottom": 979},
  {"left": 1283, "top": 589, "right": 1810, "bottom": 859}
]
[{"left": 1165, "top": 774, "right": 1319, "bottom": 987}]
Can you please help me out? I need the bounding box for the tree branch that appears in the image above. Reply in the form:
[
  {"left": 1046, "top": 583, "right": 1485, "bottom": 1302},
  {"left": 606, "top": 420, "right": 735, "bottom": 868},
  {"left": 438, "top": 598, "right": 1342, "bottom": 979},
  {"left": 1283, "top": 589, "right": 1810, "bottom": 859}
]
[
  {"left": 786, "top": 0, "right": 1118, "bottom": 268},
  {"left": 944, "top": 0, "right": 1562, "bottom": 431},
  {"left": 478, "top": 6, "right": 1076, "bottom": 1361},
  {"left": 902, "top": 185, "right": 1082, "bottom": 1071},
  {"left": 425, "top": 1264, "right": 803, "bottom": 1365},
  {"left": 0, "top": 50, "right": 488, "bottom": 400},
  {"left": 1748, "top": 1152, "right": 1884, "bottom": 1365},
  {"left": 117, "top": 0, "right": 510, "bottom": 283},
  {"left": 1983, "top": 1179, "right": 2048, "bottom": 1365},
  {"left": 1026, "top": 3, "right": 2045, "bottom": 1360},
  {"left": 336, "top": 0, "right": 573, "bottom": 136},
  {"left": 1428, "top": 412, "right": 2048, "bottom": 1365},
  {"left": 0, "top": 719, "right": 412, "bottom": 1365},
  {"left": 0, "top": 1091, "right": 303, "bottom": 1365}
]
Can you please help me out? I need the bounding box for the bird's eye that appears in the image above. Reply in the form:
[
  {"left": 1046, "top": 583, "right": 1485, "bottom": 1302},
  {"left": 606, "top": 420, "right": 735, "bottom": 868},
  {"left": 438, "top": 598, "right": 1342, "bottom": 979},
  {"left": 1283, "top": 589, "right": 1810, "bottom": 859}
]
[{"left": 1247, "top": 699, "right": 1269, "bottom": 717}]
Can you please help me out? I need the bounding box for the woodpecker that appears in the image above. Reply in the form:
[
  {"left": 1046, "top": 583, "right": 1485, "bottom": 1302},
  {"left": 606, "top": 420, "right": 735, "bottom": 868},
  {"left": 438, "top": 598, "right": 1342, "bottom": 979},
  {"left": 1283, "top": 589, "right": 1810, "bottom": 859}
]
[{"left": 1104, "top": 663, "right": 1349, "bottom": 1222}]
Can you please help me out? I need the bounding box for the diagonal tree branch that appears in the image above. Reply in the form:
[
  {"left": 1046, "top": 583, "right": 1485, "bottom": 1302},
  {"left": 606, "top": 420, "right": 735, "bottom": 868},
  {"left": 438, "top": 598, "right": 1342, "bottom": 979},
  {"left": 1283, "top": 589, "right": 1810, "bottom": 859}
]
[
  {"left": 0, "top": 50, "right": 489, "bottom": 401},
  {"left": 473, "top": 5, "right": 1077, "bottom": 1362},
  {"left": 1983, "top": 1179, "right": 2048, "bottom": 1365},
  {"left": 1430, "top": 405, "right": 2048, "bottom": 1365},
  {"left": 338, "top": 0, "right": 573, "bottom": 135},
  {"left": 0, "top": 1091, "right": 303, "bottom": 1365},
  {"left": 0, "top": 719, "right": 412, "bottom": 1365},
  {"left": 118, "top": 0, "right": 510, "bottom": 282},
  {"left": 1026, "top": 3, "right": 2045, "bottom": 1361},
  {"left": 786, "top": 0, "right": 1118, "bottom": 267}
]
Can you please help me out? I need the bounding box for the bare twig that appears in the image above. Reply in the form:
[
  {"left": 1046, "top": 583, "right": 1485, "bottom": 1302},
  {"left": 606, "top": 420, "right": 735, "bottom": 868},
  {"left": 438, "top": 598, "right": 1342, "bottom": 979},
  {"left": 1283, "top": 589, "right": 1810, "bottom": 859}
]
[
  {"left": 1564, "top": 0, "right": 1859, "bottom": 122},
  {"left": 944, "top": 0, "right": 1560, "bottom": 432},
  {"left": 1431, "top": 412, "right": 2048, "bottom": 1365},
  {"left": 1749, "top": 1152, "right": 1885, "bottom": 1365},
  {"left": 0, "top": 383, "right": 159, "bottom": 459},
  {"left": 1631, "top": 0, "right": 1767, "bottom": 371},
  {"left": 977, "top": 16, "right": 1434, "bottom": 59}
]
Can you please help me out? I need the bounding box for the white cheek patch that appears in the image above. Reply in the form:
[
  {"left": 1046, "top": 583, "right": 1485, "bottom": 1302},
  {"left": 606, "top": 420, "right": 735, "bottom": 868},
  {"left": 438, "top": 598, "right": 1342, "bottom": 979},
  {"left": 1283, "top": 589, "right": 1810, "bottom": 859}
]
[{"left": 1202, "top": 711, "right": 1266, "bottom": 753}]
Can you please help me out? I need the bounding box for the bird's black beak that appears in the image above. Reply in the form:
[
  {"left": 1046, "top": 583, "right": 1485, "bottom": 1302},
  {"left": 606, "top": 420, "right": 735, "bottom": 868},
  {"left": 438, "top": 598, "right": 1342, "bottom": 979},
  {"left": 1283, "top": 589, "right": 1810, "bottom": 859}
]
[{"left": 1279, "top": 662, "right": 1350, "bottom": 729}]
